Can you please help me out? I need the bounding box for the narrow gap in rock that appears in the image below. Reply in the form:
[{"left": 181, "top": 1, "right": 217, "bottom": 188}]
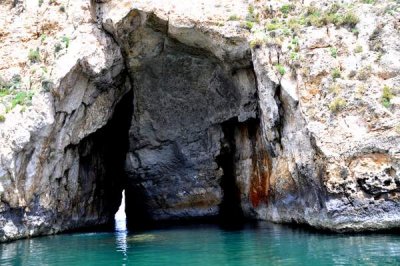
[
  {"left": 77, "top": 89, "right": 133, "bottom": 230},
  {"left": 103, "top": 89, "right": 134, "bottom": 227},
  {"left": 217, "top": 117, "right": 245, "bottom": 227}
]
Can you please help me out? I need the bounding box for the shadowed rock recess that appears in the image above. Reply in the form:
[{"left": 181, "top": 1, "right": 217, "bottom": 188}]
[
  {"left": 0, "top": 0, "right": 400, "bottom": 241},
  {"left": 109, "top": 10, "right": 259, "bottom": 226}
]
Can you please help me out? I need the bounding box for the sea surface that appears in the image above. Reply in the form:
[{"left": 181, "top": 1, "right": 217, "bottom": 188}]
[{"left": 2, "top": 193, "right": 400, "bottom": 265}]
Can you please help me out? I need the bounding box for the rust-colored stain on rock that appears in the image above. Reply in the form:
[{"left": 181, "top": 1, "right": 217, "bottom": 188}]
[{"left": 248, "top": 128, "right": 272, "bottom": 208}]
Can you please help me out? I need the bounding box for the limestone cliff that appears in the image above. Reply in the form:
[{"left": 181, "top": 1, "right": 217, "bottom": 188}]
[{"left": 0, "top": 0, "right": 399, "bottom": 241}]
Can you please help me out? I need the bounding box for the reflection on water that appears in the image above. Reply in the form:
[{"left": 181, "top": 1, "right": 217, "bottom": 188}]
[
  {"left": 2, "top": 220, "right": 400, "bottom": 265},
  {"left": 115, "top": 190, "right": 128, "bottom": 264},
  {"left": 126, "top": 234, "right": 157, "bottom": 242}
]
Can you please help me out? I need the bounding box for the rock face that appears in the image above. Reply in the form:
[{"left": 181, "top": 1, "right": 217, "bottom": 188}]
[
  {"left": 247, "top": 0, "right": 400, "bottom": 231},
  {"left": 0, "top": 0, "right": 130, "bottom": 241},
  {"left": 0, "top": 0, "right": 399, "bottom": 241},
  {"left": 103, "top": 8, "right": 257, "bottom": 223}
]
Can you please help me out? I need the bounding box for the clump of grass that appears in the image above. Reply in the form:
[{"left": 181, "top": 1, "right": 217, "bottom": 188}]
[
  {"left": 362, "top": 0, "right": 376, "bottom": 4},
  {"left": 10, "top": 91, "right": 34, "bottom": 109},
  {"left": 352, "top": 28, "right": 360, "bottom": 37},
  {"left": 357, "top": 65, "right": 372, "bottom": 81},
  {"left": 61, "top": 36, "right": 70, "bottom": 48},
  {"left": 331, "top": 68, "right": 341, "bottom": 79},
  {"left": 0, "top": 74, "right": 21, "bottom": 92},
  {"left": 10, "top": 75, "right": 21, "bottom": 89},
  {"left": 339, "top": 12, "right": 360, "bottom": 28},
  {"left": 250, "top": 39, "right": 263, "bottom": 49},
  {"left": 320, "top": 13, "right": 342, "bottom": 26},
  {"left": 354, "top": 45, "right": 363, "bottom": 53},
  {"left": 355, "top": 85, "right": 366, "bottom": 98},
  {"left": 329, "top": 83, "right": 342, "bottom": 95},
  {"left": 0, "top": 87, "right": 11, "bottom": 97},
  {"left": 305, "top": 5, "right": 320, "bottom": 16},
  {"left": 306, "top": 13, "right": 324, "bottom": 27},
  {"left": 59, "top": 5, "right": 65, "bottom": 12},
  {"left": 383, "top": 4, "right": 400, "bottom": 16},
  {"left": 287, "top": 18, "right": 304, "bottom": 32},
  {"left": 266, "top": 22, "right": 281, "bottom": 31},
  {"left": 304, "top": 6, "right": 326, "bottom": 27},
  {"left": 28, "top": 48, "right": 40, "bottom": 63},
  {"left": 280, "top": 4, "right": 295, "bottom": 15},
  {"left": 303, "top": 4, "right": 359, "bottom": 29},
  {"left": 381, "top": 85, "right": 394, "bottom": 108},
  {"left": 329, "top": 98, "right": 347, "bottom": 113},
  {"left": 276, "top": 64, "right": 286, "bottom": 76},
  {"left": 40, "top": 34, "right": 47, "bottom": 43},
  {"left": 241, "top": 21, "right": 254, "bottom": 30},
  {"left": 330, "top": 47, "right": 338, "bottom": 58},
  {"left": 290, "top": 51, "right": 299, "bottom": 61},
  {"left": 246, "top": 4, "right": 258, "bottom": 23},
  {"left": 291, "top": 36, "right": 299, "bottom": 46},
  {"left": 228, "top": 14, "right": 240, "bottom": 21},
  {"left": 0, "top": 114, "right": 5, "bottom": 122},
  {"left": 38, "top": 0, "right": 43, "bottom": 7},
  {"left": 248, "top": 4, "right": 254, "bottom": 15}
]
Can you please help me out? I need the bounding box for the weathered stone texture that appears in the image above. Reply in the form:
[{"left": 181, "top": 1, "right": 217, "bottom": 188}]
[{"left": 0, "top": 0, "right": 400, "bottom": 242}]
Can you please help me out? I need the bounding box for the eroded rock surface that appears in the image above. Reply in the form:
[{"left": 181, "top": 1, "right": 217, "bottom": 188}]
[
  {"left": 0, "top": 0, "right": 399, "bottom": 241},
  {"left": 102, "top": 8, "right": 257, "bottom": 223},
  {"left": 0, "top": 0, "right": 130, "bottom": 241}
]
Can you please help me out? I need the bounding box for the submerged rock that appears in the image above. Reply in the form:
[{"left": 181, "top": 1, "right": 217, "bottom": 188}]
[{"left": 0, "top": 0, "right": 399, "bottom": 241}]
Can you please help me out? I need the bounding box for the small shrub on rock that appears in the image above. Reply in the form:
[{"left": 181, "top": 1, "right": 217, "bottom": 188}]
[
  {"left": 28, "top": 48, "right": 40, "bottom": 63},
  {"left": 381, "top": 85, "right": 394, "bottom": 108},
  {"left": 329, "top": 98, "right": 347, "bottom": 113},
  {"left": 331, "top": 68, "right": 341, "bottom": 79}
]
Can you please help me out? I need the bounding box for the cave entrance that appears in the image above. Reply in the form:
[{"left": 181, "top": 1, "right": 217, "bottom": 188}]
[
  {"left": 217, "top": 118, "right": 245, "bottom": 227},
  {"left": 217, "top": 117, "right": 261, "bottom": 228},
  {"left": 76, "top": 80, "right": 260, "bottom": 231},
  {"left": 77, "top": 89, "right": 133, "bottom": 232}
]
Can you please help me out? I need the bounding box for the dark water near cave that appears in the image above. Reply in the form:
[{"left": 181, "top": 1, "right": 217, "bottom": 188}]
[{"left": 2, "top": 221, "right": 400, "bottom": 266}]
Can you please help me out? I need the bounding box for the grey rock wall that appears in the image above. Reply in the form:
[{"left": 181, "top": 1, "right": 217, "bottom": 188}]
[
  {"left": 1, "top": 0, "right": 400, "bottom": 242},
  {"left": 105, "top": 10, "right": 258, "bottom": 223}
]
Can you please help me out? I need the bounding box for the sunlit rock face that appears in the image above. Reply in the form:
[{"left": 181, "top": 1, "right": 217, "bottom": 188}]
[
  {"left": 1, "top": 0, "right": 400, "bottom": 242},
  {"left": 0, "top": 0, "right": 131, "bottom": 242}
]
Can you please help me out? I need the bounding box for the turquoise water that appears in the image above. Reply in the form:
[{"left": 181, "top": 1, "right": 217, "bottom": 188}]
[{"left": 1, "top": 222, "right": 400, "bottom": 266}]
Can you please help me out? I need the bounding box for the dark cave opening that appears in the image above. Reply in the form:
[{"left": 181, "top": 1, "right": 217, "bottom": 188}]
[
  {"left": 217, "top": 117, "right": 245, "bottom": 227},
  {"left": 125, "top": 181, "right": 153, "bottom": 230},
  {"left": 77, "top": 89, "right": 133, "bottom": 230},
  {"left": 75, "top": 94, "right": 262, "bottom": 232},
  {"left": 75, "top": 83, "right": 261, "bottom": 231},
  {"left": 123, "top": 116, "right": 259, "bottom": 231}
]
